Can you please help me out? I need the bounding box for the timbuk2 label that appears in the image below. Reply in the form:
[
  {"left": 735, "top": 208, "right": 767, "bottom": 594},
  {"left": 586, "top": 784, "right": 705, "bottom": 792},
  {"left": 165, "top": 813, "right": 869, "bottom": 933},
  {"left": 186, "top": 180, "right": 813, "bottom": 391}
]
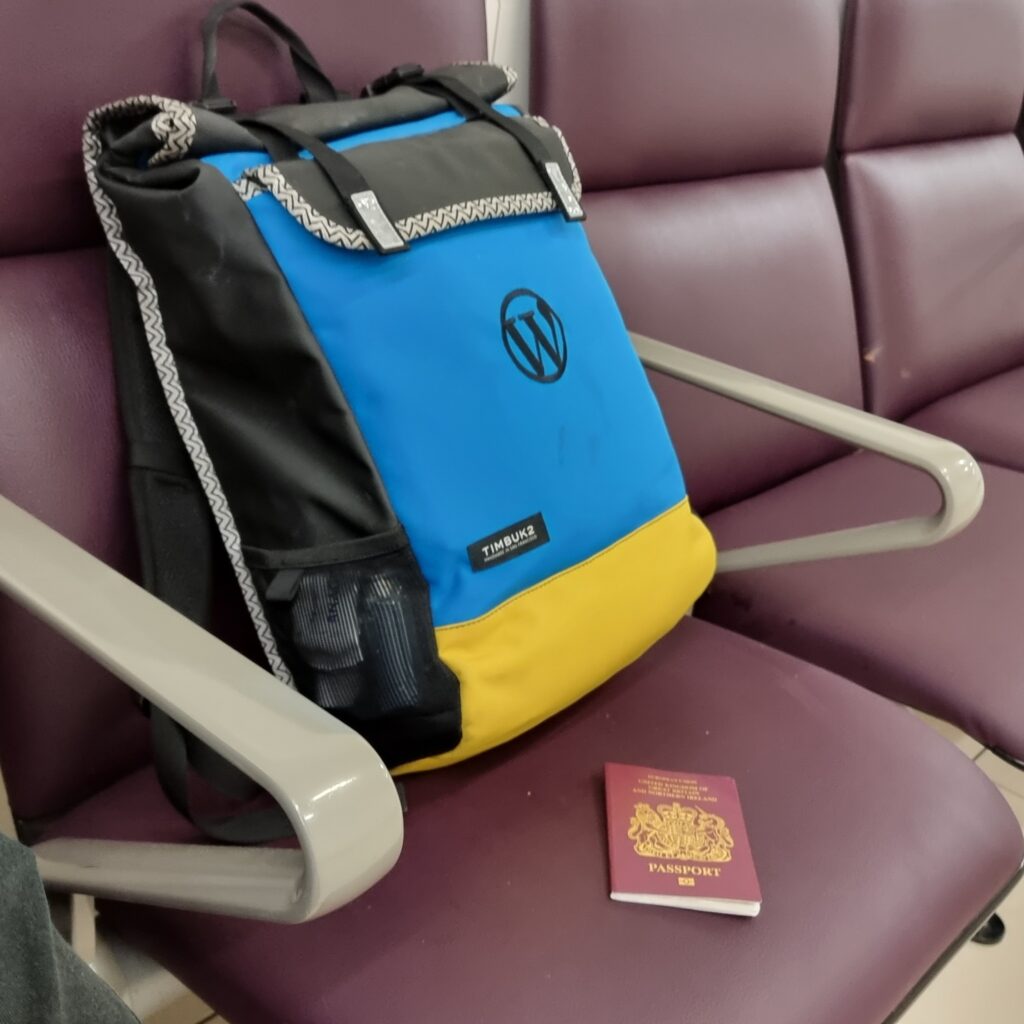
[{"left": 467, "top": 513, "right": 550, "bottom": 571}]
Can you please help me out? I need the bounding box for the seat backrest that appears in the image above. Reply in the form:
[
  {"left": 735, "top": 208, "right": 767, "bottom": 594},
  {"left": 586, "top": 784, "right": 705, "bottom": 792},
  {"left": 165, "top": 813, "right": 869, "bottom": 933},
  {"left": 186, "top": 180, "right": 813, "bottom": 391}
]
[
  {"left": 838, "top": 0, "right": 1024, "bottom": 419},
  {"left": 532, "top": 0, "right": 863, "bottom": 513},
  {"left": 0, "top": 0, "right": 486, "bottom": 828}
]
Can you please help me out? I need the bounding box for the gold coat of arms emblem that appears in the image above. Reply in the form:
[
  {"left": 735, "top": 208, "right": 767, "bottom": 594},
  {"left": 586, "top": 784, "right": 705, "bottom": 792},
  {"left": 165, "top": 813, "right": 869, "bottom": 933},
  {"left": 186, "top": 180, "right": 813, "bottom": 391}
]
[{"left": 628, "top": 802, "right": 734, "bottom": 862}]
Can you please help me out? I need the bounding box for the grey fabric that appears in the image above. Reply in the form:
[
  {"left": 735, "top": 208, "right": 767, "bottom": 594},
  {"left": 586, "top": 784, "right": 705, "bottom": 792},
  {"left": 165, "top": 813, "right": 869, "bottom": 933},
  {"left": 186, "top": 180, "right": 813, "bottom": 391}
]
[{"left": 0, "top": 836, "right": 138, "bottom": 1024}]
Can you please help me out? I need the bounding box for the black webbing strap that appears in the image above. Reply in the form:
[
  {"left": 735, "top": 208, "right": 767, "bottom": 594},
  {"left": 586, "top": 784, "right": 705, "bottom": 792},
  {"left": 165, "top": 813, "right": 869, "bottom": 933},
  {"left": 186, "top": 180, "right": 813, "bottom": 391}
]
[
  {"left": 106, "top": 257, "right": 293, "bottom": 843},
  {"left": 199, "top": 0, "right": 344, "bottom": 111},
  {"left": 242, "top": 117, "right": 408, "bottom": 254},
  {"left": 150, "top": 710, "right": 291, "bottom": 844},
  {"left": 387, "top": 69, "right": 584, "bottom": 222}
]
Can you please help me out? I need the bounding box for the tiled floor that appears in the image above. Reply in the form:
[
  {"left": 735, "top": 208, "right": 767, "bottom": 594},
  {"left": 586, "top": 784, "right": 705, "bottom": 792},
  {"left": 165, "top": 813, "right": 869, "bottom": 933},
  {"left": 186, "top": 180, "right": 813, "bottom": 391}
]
[{"left": 0, "top": 770, "right": 13, "bottom": 838}]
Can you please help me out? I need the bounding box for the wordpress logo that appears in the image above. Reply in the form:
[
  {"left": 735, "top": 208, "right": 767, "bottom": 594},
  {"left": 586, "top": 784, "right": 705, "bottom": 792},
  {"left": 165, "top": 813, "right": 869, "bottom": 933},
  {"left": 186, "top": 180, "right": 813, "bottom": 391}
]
[{"left": 500, "top": 289, "right": 568, "bottom": 383}]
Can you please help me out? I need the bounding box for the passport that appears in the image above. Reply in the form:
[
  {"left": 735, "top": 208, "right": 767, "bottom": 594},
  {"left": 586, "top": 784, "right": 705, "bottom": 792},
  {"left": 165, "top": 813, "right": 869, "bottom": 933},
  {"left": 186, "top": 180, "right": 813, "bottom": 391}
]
[{"left": 605, "top": 763, "right": 762, "bottom": 917}]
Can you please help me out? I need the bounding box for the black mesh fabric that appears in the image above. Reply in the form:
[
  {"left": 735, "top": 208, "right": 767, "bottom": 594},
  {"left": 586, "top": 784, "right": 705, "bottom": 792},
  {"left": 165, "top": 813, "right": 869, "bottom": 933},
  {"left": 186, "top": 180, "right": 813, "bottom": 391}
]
[{"left": 254, "top": 542, "right": 461, "bottom": 767}]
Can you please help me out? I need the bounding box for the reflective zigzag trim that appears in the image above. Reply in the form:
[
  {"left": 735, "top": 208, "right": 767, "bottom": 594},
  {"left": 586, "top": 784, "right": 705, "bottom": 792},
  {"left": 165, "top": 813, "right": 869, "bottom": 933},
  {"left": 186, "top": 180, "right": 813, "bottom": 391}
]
[
  {"left": 148, "top": 105, "right": 198, "bottom": 167},
  {"left": 83, "top": 96, "right": 295, "bottom": 688},
  {"left": 234, "top": 178, "right": 264, "bottom": 203},
  {"left": 234, "top": 165, "right": 565, "bottom": 250},
  {"left": 401, "top": 191, "right": 558, "bottom": 239},
  {"left": 233, "top": 116, "right": 584, "bottom": 251},
  {"left": 241, "top": 166, "right": 372, "bottom": 249}
]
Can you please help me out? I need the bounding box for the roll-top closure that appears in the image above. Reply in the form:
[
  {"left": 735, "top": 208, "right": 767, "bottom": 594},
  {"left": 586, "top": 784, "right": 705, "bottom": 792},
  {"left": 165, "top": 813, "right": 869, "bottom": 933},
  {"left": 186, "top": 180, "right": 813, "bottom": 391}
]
[
  {"left": 88, "top": 62, "right": 582, "bottom": 254},
  {"left": 232, "top": 114, "right": 583, "bottom": 252}
]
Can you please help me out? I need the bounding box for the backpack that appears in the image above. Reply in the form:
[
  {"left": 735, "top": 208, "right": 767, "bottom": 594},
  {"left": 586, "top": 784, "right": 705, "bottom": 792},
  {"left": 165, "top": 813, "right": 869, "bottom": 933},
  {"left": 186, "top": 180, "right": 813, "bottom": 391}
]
[{"left": 85, "top": 1, "right": 716, "bottom": 835}]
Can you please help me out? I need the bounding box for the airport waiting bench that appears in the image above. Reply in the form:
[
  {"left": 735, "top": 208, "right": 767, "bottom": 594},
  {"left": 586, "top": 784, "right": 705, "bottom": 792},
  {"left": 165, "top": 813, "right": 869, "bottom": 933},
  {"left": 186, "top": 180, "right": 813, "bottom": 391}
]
[{"left": 1, "top": 1, "right": 1023, "bottom": 1022}]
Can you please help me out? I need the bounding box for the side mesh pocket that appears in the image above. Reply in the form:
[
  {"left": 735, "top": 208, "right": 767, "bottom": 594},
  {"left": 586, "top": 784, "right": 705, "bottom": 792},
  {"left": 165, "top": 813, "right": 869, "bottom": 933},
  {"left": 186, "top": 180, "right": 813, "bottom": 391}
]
[{"left": 247, "top": 529, "right": 461, "bottom": 767}]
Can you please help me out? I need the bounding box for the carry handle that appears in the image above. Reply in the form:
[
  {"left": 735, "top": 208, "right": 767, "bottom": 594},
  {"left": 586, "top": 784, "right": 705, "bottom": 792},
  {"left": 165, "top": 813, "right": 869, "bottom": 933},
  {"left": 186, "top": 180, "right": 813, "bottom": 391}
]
[{"left": 200, "top": 0, "right": 342, "bottom": 111}]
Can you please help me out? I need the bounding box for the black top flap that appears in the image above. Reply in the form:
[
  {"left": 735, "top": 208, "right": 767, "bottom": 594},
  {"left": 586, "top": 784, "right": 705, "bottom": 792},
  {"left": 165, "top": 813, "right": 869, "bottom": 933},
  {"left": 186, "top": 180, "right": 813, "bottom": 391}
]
[{"left": 233, "top": 113, "right": 581, "bottom": 252}]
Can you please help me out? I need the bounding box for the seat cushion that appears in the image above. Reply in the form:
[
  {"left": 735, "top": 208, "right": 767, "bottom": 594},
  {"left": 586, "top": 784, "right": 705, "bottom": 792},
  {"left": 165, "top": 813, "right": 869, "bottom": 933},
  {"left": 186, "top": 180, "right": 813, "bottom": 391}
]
[
  {"left": 841, "top": 136, "right": 1024, "bottom": 421},
  {"left": 906, "top": 368, "right": 1024, "bottom": 472},
  {"left": 533, "top": 0, "right": 845, "bottom": 190},
  {"left": 0, "top": 248, "right": 150, "bottom": 821},
  {"left": 700, "top": 453, "right": 1024, "bottom": 758},
  {"left": 47, "top": 619, "right": 1023, "bottom": 1024},
  {"left": 839, "top": 0, "right": 1024, "bottom": 152},
  {"left": 583, "top": 172, "right": 863, "bottom": 513}
]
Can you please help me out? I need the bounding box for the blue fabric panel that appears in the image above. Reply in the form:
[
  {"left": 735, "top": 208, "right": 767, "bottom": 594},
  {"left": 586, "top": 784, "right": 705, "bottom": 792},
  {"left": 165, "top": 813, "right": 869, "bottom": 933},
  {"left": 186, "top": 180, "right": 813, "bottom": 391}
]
[{"left": 205, "top": 116, "right": 686, "bottom": 627}]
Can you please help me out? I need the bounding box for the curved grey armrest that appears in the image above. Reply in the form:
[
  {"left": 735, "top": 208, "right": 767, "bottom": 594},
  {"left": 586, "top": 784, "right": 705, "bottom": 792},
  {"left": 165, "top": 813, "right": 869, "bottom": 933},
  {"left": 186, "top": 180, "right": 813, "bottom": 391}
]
[
  {"left": 0, "top": 496, "right": 403, "bottom": 922},
  {"left": 632, "top": 333, "right": 985, "bottom": 572}
]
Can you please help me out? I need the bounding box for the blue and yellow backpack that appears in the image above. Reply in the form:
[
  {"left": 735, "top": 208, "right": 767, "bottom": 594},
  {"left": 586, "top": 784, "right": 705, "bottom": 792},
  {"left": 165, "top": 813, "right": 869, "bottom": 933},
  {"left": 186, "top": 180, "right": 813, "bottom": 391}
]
[{"left": 85, "top": 1, "right": 715, "bottom": 830}]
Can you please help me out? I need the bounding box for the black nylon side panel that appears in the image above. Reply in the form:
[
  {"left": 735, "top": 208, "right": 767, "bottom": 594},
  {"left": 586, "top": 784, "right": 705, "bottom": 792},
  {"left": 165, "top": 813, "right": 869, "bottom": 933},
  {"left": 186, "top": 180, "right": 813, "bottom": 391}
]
[{"left": 103, "top": 163, "right": 396, "bottom": 550}]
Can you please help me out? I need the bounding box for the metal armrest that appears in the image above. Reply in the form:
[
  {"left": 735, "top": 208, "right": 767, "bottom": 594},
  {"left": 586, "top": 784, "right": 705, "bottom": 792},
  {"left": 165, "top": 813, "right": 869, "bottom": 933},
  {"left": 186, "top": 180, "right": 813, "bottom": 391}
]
[
  {"left": 0, "top": 496, "right": 403, "bottom": 922},
  {"left": 632, "top": 333, "right": 985, "bottom": 572}
]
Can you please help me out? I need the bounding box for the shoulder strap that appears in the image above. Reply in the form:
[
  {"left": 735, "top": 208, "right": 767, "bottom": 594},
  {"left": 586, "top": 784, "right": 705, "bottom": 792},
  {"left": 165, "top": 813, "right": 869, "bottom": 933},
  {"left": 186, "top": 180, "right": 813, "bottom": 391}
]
[{"left": 106, "top": 257, "right": 292, "bottom": 843}]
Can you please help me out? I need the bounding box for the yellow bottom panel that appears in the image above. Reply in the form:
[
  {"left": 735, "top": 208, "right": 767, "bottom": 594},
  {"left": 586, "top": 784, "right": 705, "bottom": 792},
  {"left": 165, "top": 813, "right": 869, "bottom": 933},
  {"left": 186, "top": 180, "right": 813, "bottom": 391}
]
[{"left": 396, "top": 498, "right": 716, "bottom": 774}]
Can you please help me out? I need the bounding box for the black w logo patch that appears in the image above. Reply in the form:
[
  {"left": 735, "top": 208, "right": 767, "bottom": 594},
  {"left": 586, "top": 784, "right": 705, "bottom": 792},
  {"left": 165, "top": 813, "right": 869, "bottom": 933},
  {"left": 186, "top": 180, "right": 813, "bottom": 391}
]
[{"left": 500, "top": 289, "right": 568, "bottom": 383}]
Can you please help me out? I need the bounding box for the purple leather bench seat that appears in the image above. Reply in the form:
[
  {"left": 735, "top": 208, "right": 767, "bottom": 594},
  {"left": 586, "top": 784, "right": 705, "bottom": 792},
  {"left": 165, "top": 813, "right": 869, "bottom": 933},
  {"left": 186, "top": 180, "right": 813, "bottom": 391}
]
[
  {"left": 47, "top": 617, "right": 1024, "bottom": 1024},
  {"left": 712, "top": 0, "right": 1024, "bottom": 753},
  {"left": 839, "top": 0, "right": 1024, "bottom": 473},
  {"left": 533, "top": 0, "right": 1024, "bottom": 762},
  {"left": 1, "top": 2, "right": 1022, "bottom": 1022},
  {"left": 839, "top": 0, "right": 1024, "bottom": 476},
  {"left": 700, "top": 453, "right": 1024, "bottom": 756},
  {"left": 906, "top": 368, "right": 1024, "bottom": 473}
]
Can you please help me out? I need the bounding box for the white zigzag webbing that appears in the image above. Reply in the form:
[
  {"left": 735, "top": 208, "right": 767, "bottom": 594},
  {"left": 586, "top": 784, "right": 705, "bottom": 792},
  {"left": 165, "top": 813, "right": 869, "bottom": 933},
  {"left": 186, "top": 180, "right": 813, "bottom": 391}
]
[
  {"left": 533, "top": 116, "right": 583, "bottom": 196},
  {"left": 234, "top": 165, "right": 565, "bottom": 250},
  {"left": 83, "top": 96, "right": 295, "bottom": 687},
  {"left": 233, "top": 115, "right": 584, "bottom": 251},
  {"left": 148, "top": 106, "right": 198, "bottom": 167}
]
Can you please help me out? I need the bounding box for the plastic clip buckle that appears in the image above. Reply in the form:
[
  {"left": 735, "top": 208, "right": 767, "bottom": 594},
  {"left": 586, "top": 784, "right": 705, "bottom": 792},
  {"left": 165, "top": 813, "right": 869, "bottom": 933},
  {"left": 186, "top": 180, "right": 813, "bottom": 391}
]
[{"left": 196, "top": 96, "right": 238, "bottom": 115}]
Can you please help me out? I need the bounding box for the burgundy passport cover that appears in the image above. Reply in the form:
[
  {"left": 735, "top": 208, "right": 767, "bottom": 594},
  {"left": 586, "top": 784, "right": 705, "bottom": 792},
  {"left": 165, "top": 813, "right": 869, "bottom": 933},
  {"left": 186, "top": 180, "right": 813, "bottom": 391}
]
[{"left": 605, "top": 763, "right": 761, "bottom": 916}]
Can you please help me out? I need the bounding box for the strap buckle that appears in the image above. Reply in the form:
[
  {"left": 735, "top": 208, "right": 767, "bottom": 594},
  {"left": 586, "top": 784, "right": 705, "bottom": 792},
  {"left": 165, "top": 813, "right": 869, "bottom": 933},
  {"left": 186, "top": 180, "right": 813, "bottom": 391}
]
[
  {"left": 350, "top": 189, "right": 408, "bottom": 253},
  {"left": 195, "top": 95, "right": 238, "bottom": 115},
  {"left": 543, "top": 161, "right": 585, "bottom": 221}
]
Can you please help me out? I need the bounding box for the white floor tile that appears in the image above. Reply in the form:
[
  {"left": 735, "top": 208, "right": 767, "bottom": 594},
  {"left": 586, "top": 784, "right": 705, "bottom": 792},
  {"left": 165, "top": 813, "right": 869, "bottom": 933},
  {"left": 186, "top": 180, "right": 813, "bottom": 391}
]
[
  {"left": 142, "top": 992, "right": 211, "bottom": 1024},
  {"left": 898, "top": 787, "right": 1024, "bottom": 1023},
  {"left": 910, "top": 709, "right": 985, "bottom": 760},
  {"left": 975, "top": 750, "right": 1024, "bottom": 801},
  {"left": 0, "top": 766, "right": 15, "bottom": 837}
]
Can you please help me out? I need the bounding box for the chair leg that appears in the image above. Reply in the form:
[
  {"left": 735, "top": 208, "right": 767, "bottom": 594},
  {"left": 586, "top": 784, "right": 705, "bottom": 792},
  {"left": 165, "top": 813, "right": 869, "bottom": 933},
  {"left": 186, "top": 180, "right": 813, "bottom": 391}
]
[{"left": 971, "top": 913, "right": 1006, "bottom": 945}]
